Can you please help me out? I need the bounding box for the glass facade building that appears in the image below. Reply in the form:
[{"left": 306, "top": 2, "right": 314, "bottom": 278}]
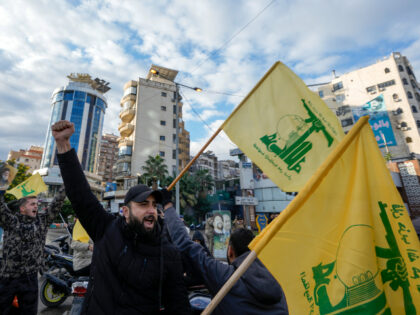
[{"left": 41, "top": 80, "right": 107, "bottom": 173}]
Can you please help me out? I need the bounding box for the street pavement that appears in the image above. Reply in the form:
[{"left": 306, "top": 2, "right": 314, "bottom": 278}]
[{"left": 37, "top": 228, "right": 73, "bottom": 314}]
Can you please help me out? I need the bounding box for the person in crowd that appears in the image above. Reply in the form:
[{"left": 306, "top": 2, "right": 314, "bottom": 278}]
[
  {"left": 162, "top": 189, "right": 289, "bottom": 314},
  {"left": 192, "top": 230, "right": 212, "bottom": 258},
  {"left": 232, "top": 215, "right": 245, "bottom": 231},
  {"left": 71, "top": 218, "right": 93, "bottom": 276},
  {"left": 204, "top": 214, "right": 215, "bottom": 255},
  {"left": 52, "top": 120, "right": 190, "bottom": 314},
  {"left": 0, "top": 188, "right": 66, "bottom": 314}
]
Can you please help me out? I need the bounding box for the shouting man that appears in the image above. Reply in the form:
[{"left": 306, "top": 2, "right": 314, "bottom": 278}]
[
  {"left": 0, "top": 188, "right": 66, "bottom": 314},
  {"left": 52, "top": 120, "right": 190, "bottom": 314}
]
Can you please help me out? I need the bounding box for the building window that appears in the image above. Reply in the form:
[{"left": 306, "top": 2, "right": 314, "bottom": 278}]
[
  {"left": 336, "top": 94, "right": 345, "bottom": 102},
  {"left": 411, "top": 80, "right": 417, "bottom": 89},
  {"left": 173, "top": 105, "right": 177, "bottom": 114},
  {"left": 161, "top": 92, "right": 167, "bottom": 97},
  {"left": 172, "top": 150, "right": 176, "bottom": 159},
  {"left": 332, "top": 81, "right": 343, "bottom": 91},
  {"left": 118, "top": 146, "right": 132, "bottom": 156},
  {"left": 341, "top": 118, "right": 353, "bottom": 127},
  {"left": 407, "top": 67, "right": 413, "bottom": 76},
  {"left": 407, "top": 91, "right": 413, "bottom": 99},
  {"left": 173, "top": 134, "right": 176, "bottom": 143},
  {"left": 384, "top": 68, "right": 390, "bottom": 73},
  {"left": 402, "top": 78, "right": 408, "bottom": 85},
  {"left": 366, "top": 86, "right": 376, "bottom": 93},
  {"left": 412, "top": 105, "right": 418, "bottom": 113},
  {"left": 173, "top": 119, "right": 176, "bottom": 128},
  {"left": 160, "top": 120, "right": 166, "bottom": 126},
  {"left": 377, "top": 80, "right": 395, "bottom": 90},
  {"left": 161, "top": 106, "right": 166, "bottom": 111},
  {"left": 64, "top": 91, "right": 74, "bottom": 101},
  {"left": 417, "top": 120, "right": 420, "bottom": 128},
  {"left": 123, "top": 86, "right": 137, "bottom": 97},
  {"left": 400, "top": 122, "right": 408, "bottom": 128},
  {"left": 160, "top": 135, "right": 165, "bottom": 141},
  {"left": 392, "top": 93, "right": 399, "bottom": 101},
  {"left": 159, "top": 151, "right": 165, "bottom": 157},
  {"left": 398, "top": 65, "right": 404, "bottom": 72},
  {"left": 318, "top": 90, "right": 324, "bottom": 98},
  {"left": 406, "top": 137, "right": 413, "bottom": 143},
  {"left": 416, "top": 93, "right": 420, "bottom": 102}
]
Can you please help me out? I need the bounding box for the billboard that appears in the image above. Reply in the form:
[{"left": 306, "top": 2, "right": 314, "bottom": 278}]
[{"left": 352, "top": 94, "right": 397, "bottom": 147}]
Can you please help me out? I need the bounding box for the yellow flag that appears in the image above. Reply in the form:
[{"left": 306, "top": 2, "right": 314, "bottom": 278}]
[
  {"left": 72, "top": 219, "right": 90, "bottom": 243},
  {"left": 6, "top": 173, "right": 47, "bottom": 199},
  {"left": 222, "top": 62, "right": 344, "bottom": 192},
  {"left": 249, "top": 116, "right": 420, "bottom": 314}
]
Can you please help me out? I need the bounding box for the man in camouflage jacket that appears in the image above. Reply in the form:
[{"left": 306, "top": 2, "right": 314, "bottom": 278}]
[{"left": 0, "top": 189, "right": 66, "bottom": 314}]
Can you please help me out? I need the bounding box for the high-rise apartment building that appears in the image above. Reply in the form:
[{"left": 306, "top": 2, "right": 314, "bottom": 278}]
[
  {"left": 114, "top": 65, "right": 190, "bottom": 189},
  {"left": 318, "top": 52, "right": 420, "bottom": 160},
  {"left": 7, "top": 146, "right": 43, "bottom": 173},
  {"left": 38, "top": 73, "right": 110, "bottom": 198},
  {"left": 97, "top": 133, "right": 119, "bottom": 183},
  {"left": 318, "top": 52, "right": 420, "bottom": 216},
  {"left": 190, "top": 151, "right": 218, "bottom": 180}
]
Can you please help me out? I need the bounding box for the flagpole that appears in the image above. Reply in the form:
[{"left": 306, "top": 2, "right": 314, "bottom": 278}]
[
  {"left": 167, "top": 127, "right": 223, "bottom": 191},
  {"left": 202, "top": 116, "right": 371, "bottom": 314},
  {"left": 201, "top": 251, "right": 257, "bottom": 315}
]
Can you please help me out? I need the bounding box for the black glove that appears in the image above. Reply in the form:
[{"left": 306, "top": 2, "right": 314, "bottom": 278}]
[{"left": 160, "top": 189, "right": 173, "bottom": 207}]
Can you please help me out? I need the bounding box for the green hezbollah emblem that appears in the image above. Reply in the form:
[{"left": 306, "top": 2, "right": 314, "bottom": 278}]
[
  {"left": 260, "top": 99, "right": 334, "bottom": 174},
  {"left": 311, "top": 202, "right": 416, "bottom": 314},
  {"left": 19, "top": 182, "right": 35, "bottom": 197}
]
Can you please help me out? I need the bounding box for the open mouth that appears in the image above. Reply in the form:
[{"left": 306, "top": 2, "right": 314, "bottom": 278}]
[
  {"left": 143, "top": 216, "right": 155, "bottom": 229},
  {"left": 32, "top": 210, "right": 37, "bottom": 215}
]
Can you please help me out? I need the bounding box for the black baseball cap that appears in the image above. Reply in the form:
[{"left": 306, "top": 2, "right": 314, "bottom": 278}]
[{"left": 124, "top": 184, "right": 162, "bottom": 205}]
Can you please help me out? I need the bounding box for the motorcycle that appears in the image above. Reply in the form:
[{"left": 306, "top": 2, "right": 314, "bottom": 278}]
[
  {"left": 69, "top": 279, "right": 89, "bottom": 315},
  {"left": 50, "top": 234, "right": 71, "bottom": 254},
  {"left": 39, "top": 249, "right": 90, "bottom": 307}
]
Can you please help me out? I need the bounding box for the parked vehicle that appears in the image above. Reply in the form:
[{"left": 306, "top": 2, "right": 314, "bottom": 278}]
[
  {"left": 69, "top": 279, "right": 89, "bottom": 315},
  {"left": 39, "top": 250, "right": 90, "bottom": 307}
]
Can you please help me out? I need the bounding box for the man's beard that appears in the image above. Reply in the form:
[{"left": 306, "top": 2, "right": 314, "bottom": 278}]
[{"left": 127, "top": 213, "right": 160, "bottom": 244}]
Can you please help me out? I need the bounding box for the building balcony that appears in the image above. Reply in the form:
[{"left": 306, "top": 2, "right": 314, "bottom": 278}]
[
  {"left": 118, "top": 138, "right": 133, "bottom": 147},
  {"left": 118, "top": 123, "right": 134, "bottom": 137},
  {"left": 120, "top": 94, "right": 136, "bottom": 104},
  {"left": 120, "top": 108, "right": 135, "bottom": 123}
]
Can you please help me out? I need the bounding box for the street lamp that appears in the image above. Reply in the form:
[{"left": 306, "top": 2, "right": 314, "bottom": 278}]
[{"left": 149, "top": 69, "right": 202, "bottom": 214}]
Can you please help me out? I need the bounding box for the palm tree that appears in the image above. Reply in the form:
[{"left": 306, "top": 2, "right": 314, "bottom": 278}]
[
  {"left": 193, "top": 169, "right": 214, "bottom": 198},
  {"left": 161, "top": 173, "right": 198, "bottom": 210},
  {"left": 141, "top": 155, "right": 168, "bottom": 190}
]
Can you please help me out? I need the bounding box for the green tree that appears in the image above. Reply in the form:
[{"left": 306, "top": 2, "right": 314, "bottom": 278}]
[
  {"left": 161, "top": 173, "right": 198, "bottom": 212},
  {"left": 141, "top": 155, "right": 168, "bottom": 190},
  {"left": 193, "top": 169, "right": 214, "bottom": 198},
  {"left": 3, "top": 160, "right": 32, "bottom": 202}
]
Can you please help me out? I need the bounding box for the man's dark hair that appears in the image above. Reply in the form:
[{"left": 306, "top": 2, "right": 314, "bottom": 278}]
[
  {"left": 229, "top": 228, "right": 255, "bottom": 257},
  {"left": 16, "top": 196, "right": 37, "bottom": 210}
]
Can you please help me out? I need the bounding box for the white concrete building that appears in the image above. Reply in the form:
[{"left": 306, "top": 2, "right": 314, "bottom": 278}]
[
  {"left": 114, "top": 65, "right": 190, "bottom": 191},
  {"left": 318, "top": 52, "right": 420, "bottom": 161}
]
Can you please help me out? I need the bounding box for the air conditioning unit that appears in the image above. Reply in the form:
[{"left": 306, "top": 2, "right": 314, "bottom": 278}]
[
  {"left": 396, "top": 124, "right": 402, "bottom": 129},
  {"left": 401, "top": 127, "right": 409, "bottom": 131},
  {"left": 379, "top": 87, "right": 385, "bottom": 91}
]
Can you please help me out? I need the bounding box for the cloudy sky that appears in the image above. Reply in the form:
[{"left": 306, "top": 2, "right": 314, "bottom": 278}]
[{"left": 0, "top": 0, "right": 419, "bottom": 162}]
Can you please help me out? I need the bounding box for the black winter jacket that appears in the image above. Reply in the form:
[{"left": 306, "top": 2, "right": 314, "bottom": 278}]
[{"left": 58, "top": 149, "right": 190, "bottom": 314}]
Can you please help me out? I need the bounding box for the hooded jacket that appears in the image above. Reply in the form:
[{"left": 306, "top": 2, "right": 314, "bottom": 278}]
[
  {"left": 57, "top": 149, "right": 190, "bottom": 315},
  {"left": 165, "top": 206, "right": 288, "bottom": 314}
]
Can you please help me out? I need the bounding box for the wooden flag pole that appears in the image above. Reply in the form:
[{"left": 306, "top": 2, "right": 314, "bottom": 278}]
[
  {"left": 167, "top": 127, "right": 223, "bottom": 191},
  {"left": 202, "top": 251, "right": 257, "bottom": 315}
]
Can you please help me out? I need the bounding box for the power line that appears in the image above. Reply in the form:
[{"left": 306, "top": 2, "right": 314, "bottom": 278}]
[
  {"left": 178, "top": 0, "right": 277, "bottom": 82},
  {"left": 180, "top": 91, "right": 236, "bottom": 147}
]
